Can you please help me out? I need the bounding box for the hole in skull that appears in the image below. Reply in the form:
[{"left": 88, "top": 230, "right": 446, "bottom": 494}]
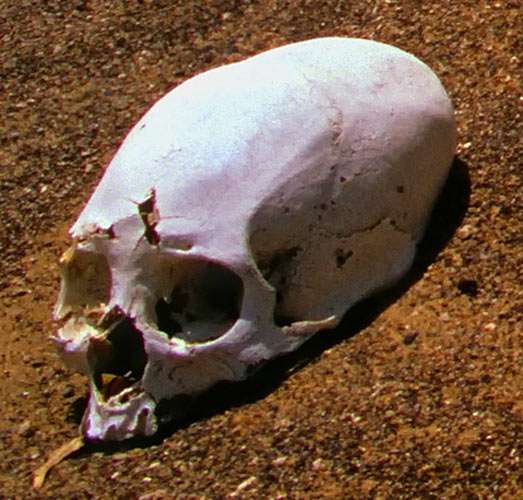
[
  {"left": 155, "top": 260, "right": 243, "bottom": 343},
  {"left": 92, "top": 317, "right": 147, "bottom": 402},
  {"left": 56, "top": 250, "right": 111, "bottom": 319},
  {"left": 335, "top": 248, "right": 353, "bottom": 268},
  {"left": 138, "top": 189, "right": 160, "bottom": 245},
  {"left": 255, "top": 246, "right": 303, "bottom": 327}
]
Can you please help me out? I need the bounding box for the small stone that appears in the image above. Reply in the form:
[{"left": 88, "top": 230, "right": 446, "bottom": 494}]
[
  {"left": 138, "top": 490, "right": 169, "bottom": 500},
  {"left": 18, "top": 420, "right": 35, "bottom": 437},
  {"left": 440, "top": 312, "right": 451, "bottom": 322},
  {"left": 457, "top": 278, "right": 479, "bottom": 296},
  {"left": 457, "top": 224, "right": 474, "bottom": 239},
  {"left": 312, "top": 458, "right": 325, "bottom": 471},
  {"left": 403, "top": 331, "right": 419, "bottom": 345},
  {"left": 229, "top": 476, "right": 257, "bottom": 497},
  {"left": 62, "top": 386, "right": 75, "bottom": 398}
]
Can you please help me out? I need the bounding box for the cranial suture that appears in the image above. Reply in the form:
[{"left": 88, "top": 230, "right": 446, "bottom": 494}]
[{"left": 54, "top": 38, "right": 456, "bottom": 441}]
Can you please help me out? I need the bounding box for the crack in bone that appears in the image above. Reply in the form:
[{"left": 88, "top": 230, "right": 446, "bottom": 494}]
[
  {"left": 328, "top": 103, "right": 344, "bottom": 148},
  {"left": 331, "top": 216, "right": 412, "bottom": 240},
  {"left": 75, "top": 224, "right": 116, "bottom": 243},
  {"left": 137, "top": 189, "right": 161, "bottom": 245},
  {"left": 304, "top": 76, "right": 345, "bottom": 159}
]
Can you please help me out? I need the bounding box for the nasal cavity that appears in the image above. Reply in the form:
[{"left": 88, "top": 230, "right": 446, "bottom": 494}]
[
  {"left": 154, "top": 259, "right": 244, "bottom": 343},
  {"left": 92, "top": 315, "right": 148, "bottom": 403}
]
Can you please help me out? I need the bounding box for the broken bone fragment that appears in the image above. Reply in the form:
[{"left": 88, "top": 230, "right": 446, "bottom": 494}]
[{"left": 53, "top": 37, "right": 456, "bottom": 441}]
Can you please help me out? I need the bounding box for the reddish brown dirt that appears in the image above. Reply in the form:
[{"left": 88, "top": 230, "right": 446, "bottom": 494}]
[{"left": 1, "top": 1, "right": 521, "bottom": 498}]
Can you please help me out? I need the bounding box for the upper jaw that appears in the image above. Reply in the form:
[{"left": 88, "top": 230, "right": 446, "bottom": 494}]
[{"left": 82, "top": 376, "right": 157, "bottom": 441}]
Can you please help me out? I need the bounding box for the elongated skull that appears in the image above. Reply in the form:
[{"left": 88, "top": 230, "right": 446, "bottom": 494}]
[{"left": 54, "top": 37, "right": 456, "bottom": 441}]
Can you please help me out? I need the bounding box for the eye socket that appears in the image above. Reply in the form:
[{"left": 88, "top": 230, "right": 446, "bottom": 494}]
[
  {"left": 154, "top": 259, "right": 243, "bottom": 344},
  {"left": 55, "top": 248, "right": 111, "bottom": 319}
]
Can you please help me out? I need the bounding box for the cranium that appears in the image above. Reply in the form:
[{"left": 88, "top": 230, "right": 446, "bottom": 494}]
[{"left": 54, "top": 37, "right": 456, "bottom": 441}]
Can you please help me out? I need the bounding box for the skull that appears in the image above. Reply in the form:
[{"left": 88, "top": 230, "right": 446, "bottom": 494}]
[{"left": 54, "top": 38, "right": 456, "bottom": 441}]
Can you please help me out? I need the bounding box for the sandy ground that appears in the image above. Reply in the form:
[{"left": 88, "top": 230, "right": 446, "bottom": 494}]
[{"left": 1, "top": 0, "right": 521, "bottom": 498}]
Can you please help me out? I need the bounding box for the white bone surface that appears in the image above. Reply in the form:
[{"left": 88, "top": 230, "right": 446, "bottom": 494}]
[{"left": 54, "top": 37, "right": 456, "bottom": 441}]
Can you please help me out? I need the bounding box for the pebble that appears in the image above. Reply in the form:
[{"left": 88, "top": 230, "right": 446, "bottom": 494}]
[
  {"left": 62, "top": 386, "right": 75, "bottom": 398},
  {"left": 138, "top": 490, "right": 169, "bottom": 500},
  {"left": 456, "top": 224, "right": 475, "bottom": 239},
  {"left": 229, "top": 476, "right": 257, "bottom": 497},
  {"left": 17, "top": 419, "right": 34, "bottom": 438},
  {"left": 312, "top": 458, "right": 326, "bottom": 471}
]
